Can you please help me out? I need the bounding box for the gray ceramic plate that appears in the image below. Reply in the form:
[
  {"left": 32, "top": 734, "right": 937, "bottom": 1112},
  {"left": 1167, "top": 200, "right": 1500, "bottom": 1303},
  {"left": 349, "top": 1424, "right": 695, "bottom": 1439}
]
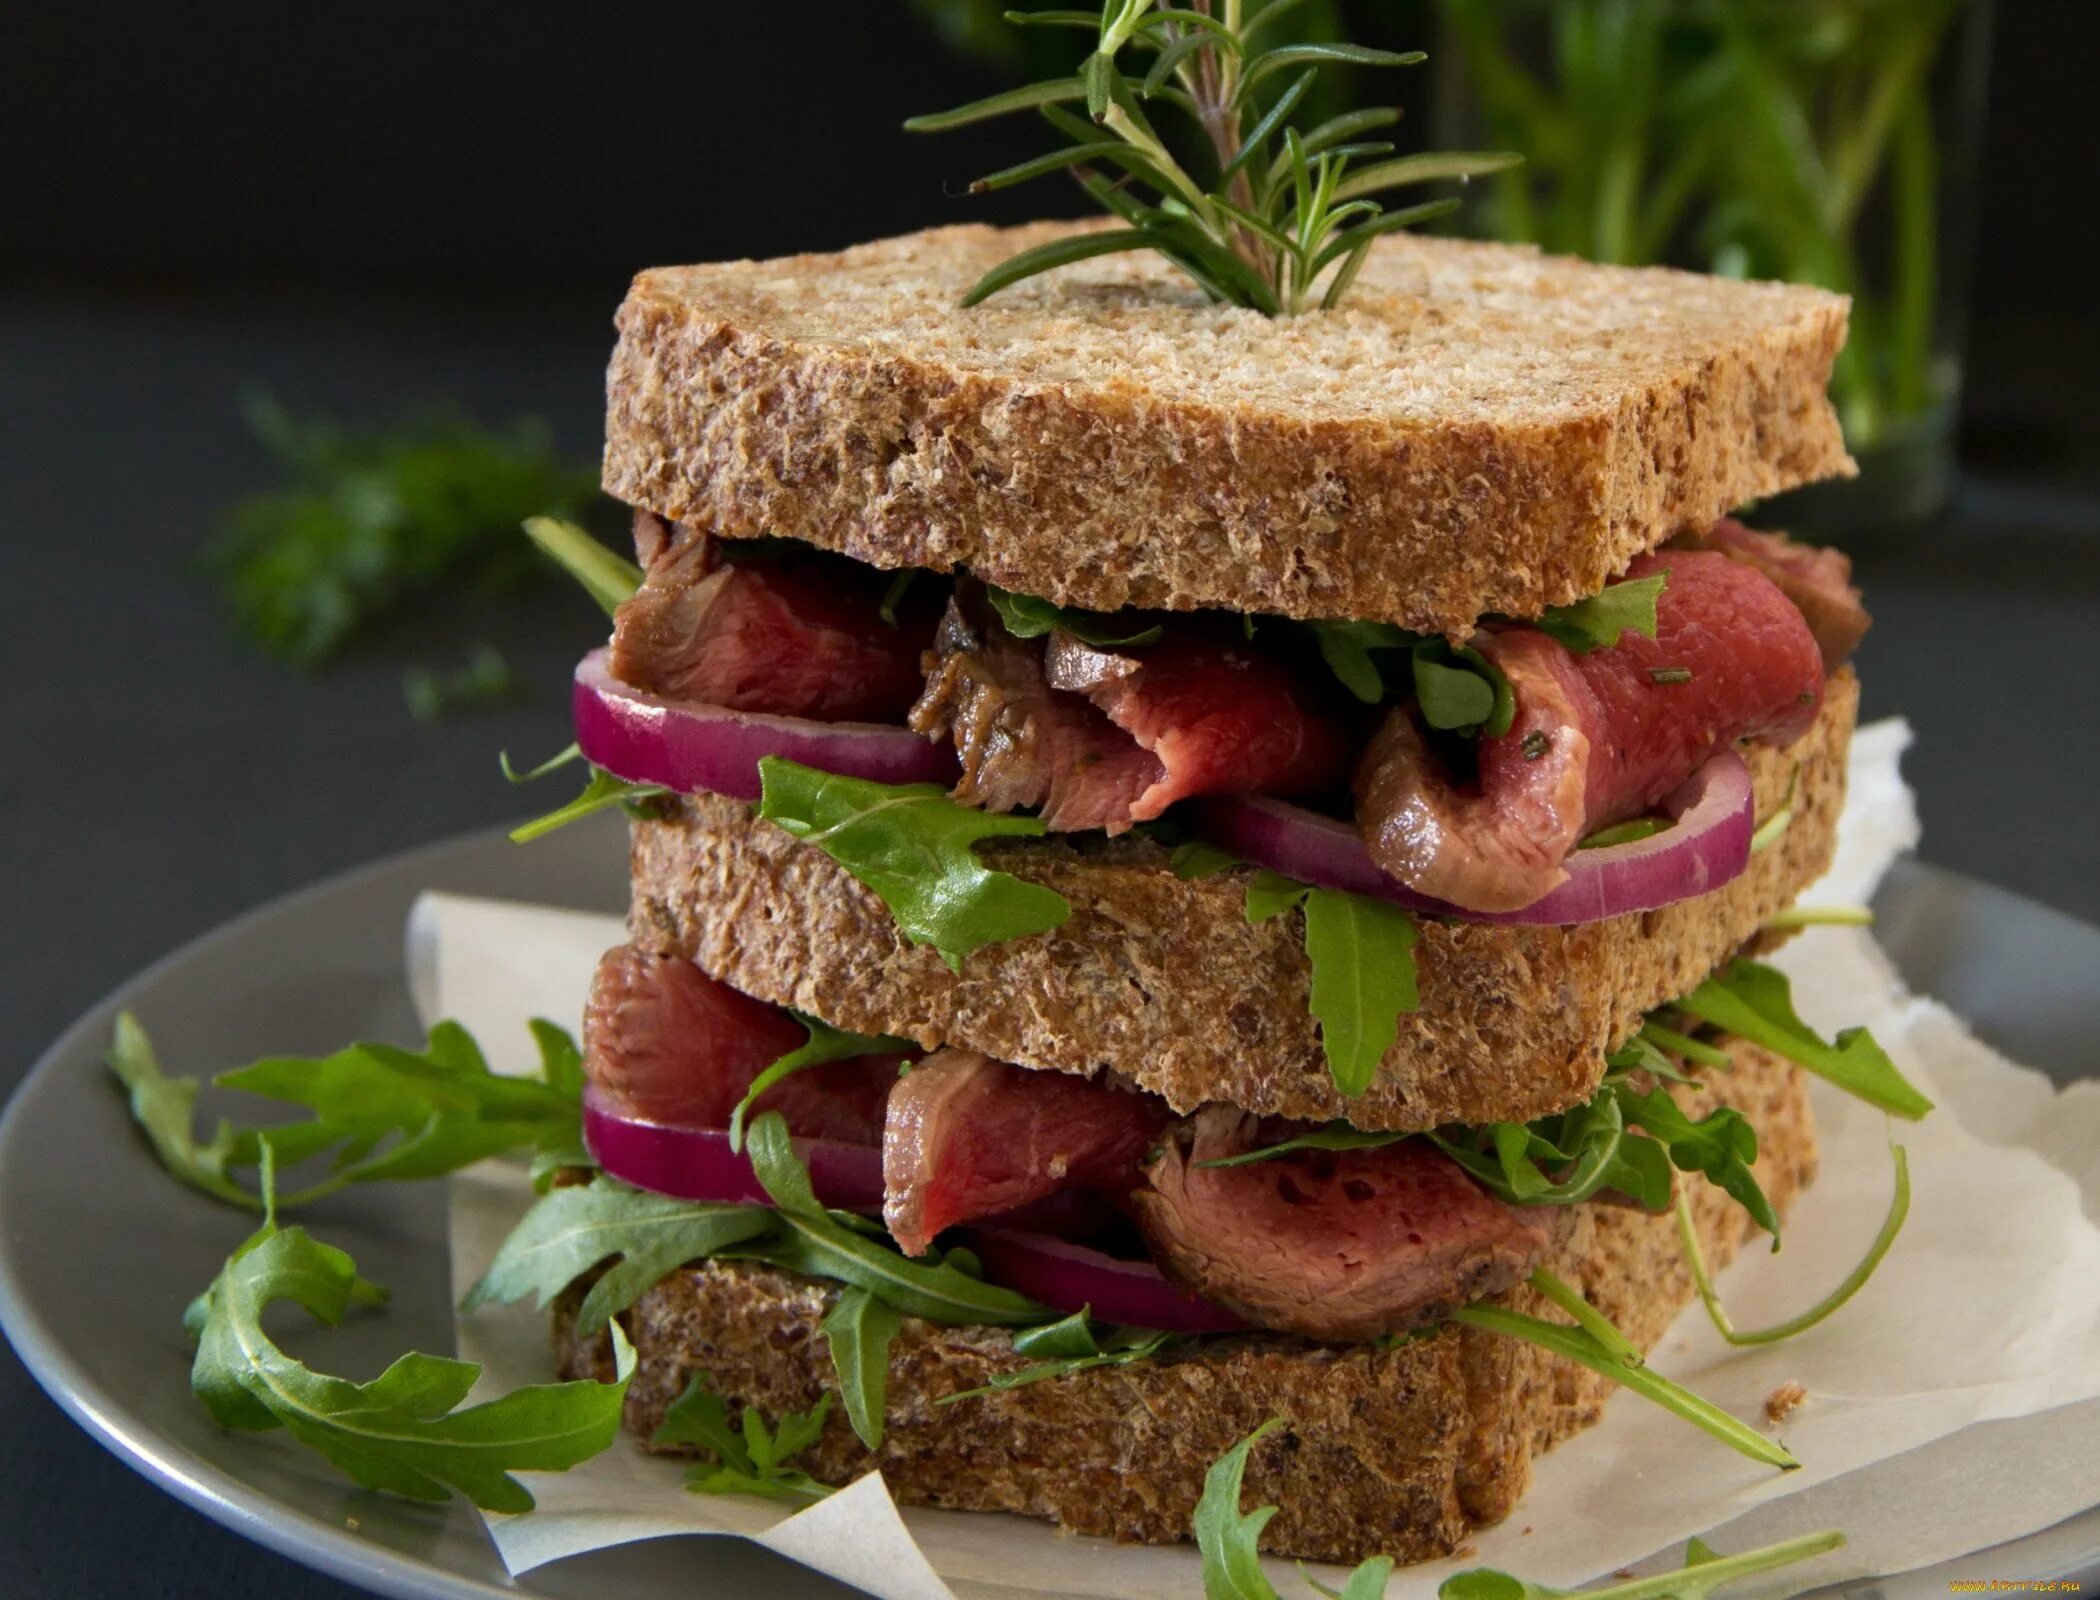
[{"left": 1, "top": 818, "right": 2095, "bottom": 1599}]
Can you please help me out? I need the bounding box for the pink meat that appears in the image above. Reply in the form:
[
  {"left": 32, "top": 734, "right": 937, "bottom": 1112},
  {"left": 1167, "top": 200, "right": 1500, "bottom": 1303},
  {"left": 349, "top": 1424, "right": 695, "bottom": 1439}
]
[
  {"left": 609, "top": 517, "right": 936, "bottom": 721},
  {"left": 1355, "top": 550, "right": 1825, "bottom": 913},
  {"left": 1044, "top": 631, "right": 1353, "bottom": 830},
  {"left": 911, "top": 586, "right": 1349, "bottom": 835},
  {"left": 584, "top": 945, "right": 899, "bottom": 1143},
  {"left": 1690, "top": 518, "right": 1870, "bottom": 670},
  {"left": 1130, "top": 1108, "right": 1556, "bottom": 1341},
  {"left": 882, "top": 1049, "right": 1173, "bottom": 1256}
]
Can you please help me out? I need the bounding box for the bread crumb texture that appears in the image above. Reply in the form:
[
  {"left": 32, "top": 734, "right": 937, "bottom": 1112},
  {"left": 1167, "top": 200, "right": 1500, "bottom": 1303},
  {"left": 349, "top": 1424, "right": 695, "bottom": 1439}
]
[
  {"left": 604, "top": 221, "right": 1852, "bottom": 634},
  {"left": 555, "top": 1043, "right": 1816, "bottom": 1566}
]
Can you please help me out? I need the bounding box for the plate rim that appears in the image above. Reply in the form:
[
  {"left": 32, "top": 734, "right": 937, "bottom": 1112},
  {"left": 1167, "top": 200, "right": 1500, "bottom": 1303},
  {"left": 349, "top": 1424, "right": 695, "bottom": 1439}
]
[{"left": 4, "top": 825, "right": 2097, "bottom": 1600}]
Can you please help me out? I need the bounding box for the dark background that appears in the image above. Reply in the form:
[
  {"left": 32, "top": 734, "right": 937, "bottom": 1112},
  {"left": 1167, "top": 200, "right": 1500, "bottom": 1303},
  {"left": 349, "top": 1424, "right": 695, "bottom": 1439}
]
[{"left": 2, "top": 5, "right": 2097, "bottom": 1598}]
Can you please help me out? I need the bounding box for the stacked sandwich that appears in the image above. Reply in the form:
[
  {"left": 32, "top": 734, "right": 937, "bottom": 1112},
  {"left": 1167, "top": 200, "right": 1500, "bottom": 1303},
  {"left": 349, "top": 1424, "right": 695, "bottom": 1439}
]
[{"left": 522, "top": 221, "right": 1914, "bottom": 1565}]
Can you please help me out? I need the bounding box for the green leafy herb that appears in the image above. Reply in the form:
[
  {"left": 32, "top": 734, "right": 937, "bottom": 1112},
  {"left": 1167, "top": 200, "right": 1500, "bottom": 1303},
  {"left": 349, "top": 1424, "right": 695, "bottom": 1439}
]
[
  {"left": 1412, "top": 649, "right": 1497, "bottom": 730},
  {"left": 756, "top": 757, "right": 1071, "bottom": 971},
  {"left": 1763, "top": 904, "right": 1874, "bottom": 931},
  {"left": 1749, "top": 769, "right": 1799, "bottom": 856},
  {"left": 106, "top": 1011, "right": 254, "bottom": 1207},
  {"left": 511, "top": 765, "right": 670, "bottom": 844},
  {"left": 651, "top": 1372, "right": 834, "bottom": 1502},
  {"left": 1532, "top": 573, "right": 1668, "bottom": 655},
  {"left": 522, "top": 514, "right": 643, "bottom": 617},
  {"left": 1578, "top": 816, "right": 1670, "bottom": 850},
  {"left": 1433, "top": 1092, "right": 1674, "bottom": 1213},
  {"left": 822, "top": 1287, "right": 904, "bottom": 1448},
  {"left": 1438, "top": 1529, "right": 1847, "bottom": 1600},
  {"left": 1455, "top": 1267, "right": 1795, "bottom": 1469},
  {"left": 1310, "top": 620, "right": 1416, "bottom": 704},
  {"left": 1648, "top": 666, "right": 1693, "bottom": 685},
  {"left": 907, "top": 6, "right": 1516, "bottom": 314},
  {"left": 743, "top": 1112, "right": 1049, "bottom": 1325},
  {"left": 1198, "top": 1122, "right": 1410, "bottom": 1169},
  {"left": 1680, "top": 1144, "right": 1911, "bottom": 1346},
  {"left": 112, "top": 1013, "right": 588, "bottom": 1212},
  {"left": 986, "top": 584, "right": 1163, "bottom": 647},
  {"left": 203, "top": 394, "right": 604, "bottom": 669},
  {"left": 1246, "top": 876, "right": 1420, "bottom": 1098},
  {"left": 1678, "top": 960, "right": 1933, "bottom": 1119},
  {"left": 1171, "top": 839, "right": 1246, "bottom": 882},
  {"left": 1194, "top": 1418, "right": 1395, "bottom": 1600},
  {"left": 729, "top": 1013, "right": 916, "bottom": 1152},
  {"left": 500, "top": 741, "right": 584, "bottom": 785},
  {"left": 878, "top": 569, "right": 918, "bottom": 628},
  {"left": 940, "top": 1319, "right": 1174, "bottom": 1404},
  {"left": 190, "top": 1160, "right": 633, "bottom": 1513},
  {"left": 1615, "top": 1085, "right": 1776, "bottom": 1242},
  {"left": 462, "top": 1174, "right": 773, "bottom": 1337}
]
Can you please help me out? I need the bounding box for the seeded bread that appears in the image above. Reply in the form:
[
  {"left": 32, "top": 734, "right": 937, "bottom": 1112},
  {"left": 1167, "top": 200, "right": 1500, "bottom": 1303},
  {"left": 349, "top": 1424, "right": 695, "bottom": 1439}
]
[
  {"left": 601, "top": 220, "right": 1852, "bottom": 638},
  {"left": 627, "top": 670, "right": 1853, "bottom": 1132},
  {"left": 554, "top": 1040, "right": 1814, "bottom": 1566}
]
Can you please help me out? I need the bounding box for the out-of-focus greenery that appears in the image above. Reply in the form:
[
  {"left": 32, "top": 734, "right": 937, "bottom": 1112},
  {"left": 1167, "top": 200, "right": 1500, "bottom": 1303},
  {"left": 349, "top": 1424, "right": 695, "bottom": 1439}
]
[
  {"left": 204, "top": 393, "right": 604, "bottom": 670},
  {"left": 1434, "top": 0, "right": 1968, "bottom": 450}
]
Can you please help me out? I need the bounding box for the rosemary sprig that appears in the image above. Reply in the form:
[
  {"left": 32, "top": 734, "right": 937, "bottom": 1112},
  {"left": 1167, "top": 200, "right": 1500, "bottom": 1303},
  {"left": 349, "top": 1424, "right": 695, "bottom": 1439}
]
[{"left": 906, "top": 0, "right": 1518, "bottom": 313}]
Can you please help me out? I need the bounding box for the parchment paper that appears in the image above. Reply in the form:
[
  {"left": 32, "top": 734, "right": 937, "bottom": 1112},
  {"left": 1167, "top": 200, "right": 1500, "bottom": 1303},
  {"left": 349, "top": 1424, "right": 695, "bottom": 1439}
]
[{"left": 407, "top": 718, "right": 2100, "bottom": 1598}]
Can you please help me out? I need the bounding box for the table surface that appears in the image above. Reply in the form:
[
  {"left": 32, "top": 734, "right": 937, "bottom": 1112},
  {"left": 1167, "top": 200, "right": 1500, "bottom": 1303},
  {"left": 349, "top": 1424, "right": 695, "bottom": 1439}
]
[{"left": 2, "top": 289, "right": 2096, "bottom": 1598}]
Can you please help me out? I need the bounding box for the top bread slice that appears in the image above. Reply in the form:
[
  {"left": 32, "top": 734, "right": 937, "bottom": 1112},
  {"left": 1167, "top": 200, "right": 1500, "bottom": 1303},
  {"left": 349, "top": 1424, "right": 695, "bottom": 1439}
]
[{"left": 603, "top": 220, "right": 1852, "bottom": 637}]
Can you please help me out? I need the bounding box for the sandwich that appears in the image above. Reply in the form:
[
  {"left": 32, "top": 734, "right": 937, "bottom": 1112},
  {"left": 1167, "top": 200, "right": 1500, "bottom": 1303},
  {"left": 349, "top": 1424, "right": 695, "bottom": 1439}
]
[{"left": 486, "top": 217, "right": 1929, "bottom": 1568}]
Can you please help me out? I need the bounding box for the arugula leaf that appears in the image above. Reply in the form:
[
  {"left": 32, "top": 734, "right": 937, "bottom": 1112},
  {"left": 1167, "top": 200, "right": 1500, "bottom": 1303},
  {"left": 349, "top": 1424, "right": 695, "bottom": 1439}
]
[
  {"left": 106, "top": 1011, "right": 254, "bottom": 1208},
  {"left": 191, "top": 1203, "right": 633, "bottom": 1512},
  {"left": 985, "top": 584, "right": 1162, "bottom": 646},
  {"left": 1532, "top": 572, "right": 1668, "bottom": 655},
  {"left": 652, "top": 1373, "right": 834, "bottom": 1502},
  {"left": 1310, "top": 620, "right": 1416, "bottom": 704},
  {"left": 728, "top": 1013, "right": 915, "bottom": 1151},
  {"left": 1192, "top": 1420, "right": 1399, "bottom": 1600},
  {"left": 1411, "top": 650, "right": 1497, "bottom": 730},
  {"left": 755, "top": 758, "right": 1071, "bottom": 971},
  {"left": 114, "top": 1013, "right": 586, "bottom": 1211},
  {"left": 939, "top": 1322, "right": 1174, "bottom": 1404},
  {"left": 1679, "top": 1144, "right": 1911, "bottom": 1347},
  {"left": 1579, "top": 816, "right": 1671, "bottom": 850},
  {"left": 1452, "top": 1269, "right": 1796, "bottom": 1470},
  {"left": 1438, "top": 1529, "right": 1846, "bottom": 1600},
  {"left": 878, "top": 569, "right": 917, "bottom": 628},
  {"left": 1302, "top": 1558, "right": 1397, "bottom": 1600},
  {"left": 522, "top": 515, "right": 643, "bottom": 617},
  {"left": 500, "top": 741, "right": 584, "bottom": 785},
  {"left": 1199, "top": 1123, "right": 1407, "bottom": 1168},
  {"left": 822, "top": 1286, "right": 904, "bottom": 1448},
  {"left": 463, "top": 1174, "right": 773, "bottom": 1336},
  {"left": 744, "top": 1112, "right": 1048, "bottom": 1325},
  {"left": 511, "top": 766, "right": 670, "bottom": 845},
  {"left": 1615, "top": 1085, "right": 1778, "bottom": 1242},
  {"left": 1170, "top": 840, "right": 1245, "bottom": 882},
  {"left": 1677, "top": 960, "right": 1934, "bottom": 1119},
  {"left": 203, "top": 393, "right": 604, "bottom": 669},
  {"left": 1241, "top": 875, "right": 1422, "bottom": 1097}
]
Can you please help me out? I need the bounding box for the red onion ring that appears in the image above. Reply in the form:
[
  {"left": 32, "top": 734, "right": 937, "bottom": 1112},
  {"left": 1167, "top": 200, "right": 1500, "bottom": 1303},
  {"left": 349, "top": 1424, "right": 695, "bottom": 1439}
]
[
  {"left": 584, "top": 1091, "right": 1124, "bottom": 1241},
  {"left": 583, "top": 1087, "right": 887, "bottom": 1209},
  {"left": 572, "top": 649, "right": 960, "bottom": 802},
  {"left": 1195, "top": 749, "right": 1754, "bottom": 926},
  {"left": 968, "top": 1228, "right": 1249, "bottom": 1334}
]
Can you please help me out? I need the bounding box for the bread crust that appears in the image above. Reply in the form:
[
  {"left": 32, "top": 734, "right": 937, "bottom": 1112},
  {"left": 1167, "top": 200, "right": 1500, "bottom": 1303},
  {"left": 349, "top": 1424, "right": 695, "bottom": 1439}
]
[
  {"left": 554, "top": 1041, "right": 1816, "bottom": 1566},
  {"left": 602, "top": 221, "right": 1852, "bottom": 637},
  {"left": 627, "top": 670, "right": 1854, "bottom": 1132}
]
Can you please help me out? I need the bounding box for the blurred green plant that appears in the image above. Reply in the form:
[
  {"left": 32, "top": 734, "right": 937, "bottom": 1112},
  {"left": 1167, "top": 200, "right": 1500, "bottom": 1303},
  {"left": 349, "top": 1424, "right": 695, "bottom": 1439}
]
[
  {"left": 203, "top": 393, "right": 604, "bottom": 670},
  {"left": 1434, "top": 0, "right": 1967, "bottom": 450}
]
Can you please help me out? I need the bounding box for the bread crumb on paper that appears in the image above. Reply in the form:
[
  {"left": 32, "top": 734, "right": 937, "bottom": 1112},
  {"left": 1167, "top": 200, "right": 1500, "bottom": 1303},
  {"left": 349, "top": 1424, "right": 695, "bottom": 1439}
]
[{"left": 1765, "top": 1380, "right": 1809, "bottom": 1423}]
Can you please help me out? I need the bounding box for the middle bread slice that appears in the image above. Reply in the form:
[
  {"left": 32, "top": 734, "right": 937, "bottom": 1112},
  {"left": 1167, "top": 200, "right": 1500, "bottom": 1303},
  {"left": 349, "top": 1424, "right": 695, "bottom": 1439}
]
[{"left": 627, "top": 670, "right": 1855, "bottom": 1132}]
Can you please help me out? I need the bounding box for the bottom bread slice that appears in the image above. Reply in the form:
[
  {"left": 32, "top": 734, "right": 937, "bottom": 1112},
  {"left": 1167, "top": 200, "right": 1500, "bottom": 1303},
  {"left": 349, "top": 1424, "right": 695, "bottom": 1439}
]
[{"left": 555, "top": 1041, "right": 1816, "bottom": 1566}]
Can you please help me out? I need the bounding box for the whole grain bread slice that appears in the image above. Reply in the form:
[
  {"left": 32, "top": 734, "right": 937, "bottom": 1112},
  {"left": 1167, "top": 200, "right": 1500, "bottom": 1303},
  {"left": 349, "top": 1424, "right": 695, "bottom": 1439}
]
[
  {"left": 555, "top": 1040, "right": 1815, "bottom": 1566},
  {"left": 627, "top": 670, "right": 1854, "bottom": 1132},
  {"left": 603, "top": 220, "right": 1852, "bottom": 637}
]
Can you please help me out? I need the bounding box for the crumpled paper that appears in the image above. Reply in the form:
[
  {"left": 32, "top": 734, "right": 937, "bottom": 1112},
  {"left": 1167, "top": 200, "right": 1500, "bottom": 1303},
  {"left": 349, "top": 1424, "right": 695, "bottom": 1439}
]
[{"left": 407, "top": 718, "right": 2100, "bottom": 1598}]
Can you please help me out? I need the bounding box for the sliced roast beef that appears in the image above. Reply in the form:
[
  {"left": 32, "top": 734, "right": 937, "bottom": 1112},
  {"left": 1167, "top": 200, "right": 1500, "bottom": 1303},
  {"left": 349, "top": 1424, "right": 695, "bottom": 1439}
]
[
  {"left": 911, "top": 585, "right": 1349, "bottom": 835},
  {"left": 1130, "top": 1108, "right": 1556, "bottom": 1341},
  {"left": 1687, "top": 518, "right": 1870, "bottom": 670},
  {"left": 609, "top": 516, "right": 937, "bottom": 722},
  {"left": 908, "top": 587, "right": 1147, "bottom": 821},
  {"left": 584, "top": 945, "right": 899, "bottom": 1143},
  {"left": 882, "top": 1048, "right": 1173, "bottom": 1256},
  {"left": 1355, "top": 549, "right": 1825, "bottom": 912}
]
